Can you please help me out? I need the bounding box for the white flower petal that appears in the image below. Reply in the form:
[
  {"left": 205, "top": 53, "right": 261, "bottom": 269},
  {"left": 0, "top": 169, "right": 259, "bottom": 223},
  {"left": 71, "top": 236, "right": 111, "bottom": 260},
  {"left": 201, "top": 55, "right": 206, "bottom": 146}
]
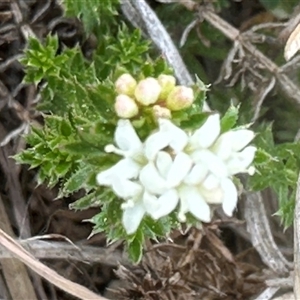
[
  {"left": 184, "top": 163, "right": 208, "bottom": 185},
  {"left": 112, "top": 178, "right": 143, "bottom": 199},
  {"left": 202, "top": 174, "right": 220, "bottom": 190},
  {"left": 142, "top": 192, "right": 160, "bottom": 216},
  {"left": 115, "top": 119, "right": 142, "bottom": 151},
  {"left": 191, "top": 149, "right": 228, "bottom": 178},
  {"left": 166, "top": 152, "right": 192, "bottom": 187},
  {"left": 156, "top": 151, "right": 172, "bottom": 178},
  {"left": 226, "top": 146, "right": 257, "bottom": 175},
  {"left": 96, "top": 158, "right": 141, "bottom": 186},
  {"left": 230, "top": 130, "right": 255, "bottom": 151},
  {"left": 145, "top": 132, "right": 171, "bottom": 160},
  {"left": 191, "top": 114, "right": 220, "bottom": 149},
  {"left": 239, "top": 145, "right": 257, "bottom": 165},
  {"left": 211, "top": 132, "right": 233, "bottom": 160},
  {"left": 158, "top": 118, "right": 188, "bottom": 152},
  {"left": 200, "top": 185, "right": 223, "bottom": 204},
  {"left": 220, "top": 178, "right": 238, "bottom": 217},
  {"left": 122, "top": 201, "right": 145, "bottom": 234},
  {"left": 177, "top": 189, "right": 189, "bottom": 222},
  {"left": 139, "top": 162, "right": 167, "bottom": 194},
  {"left": 178, "top": 185, "right": 211, "bottom": 222},
  {"left": 96, "top": 168, "right": 115, "bottom": 186},
  {"left": 149, "top": 189, "right": 179, "bottom": 219}
]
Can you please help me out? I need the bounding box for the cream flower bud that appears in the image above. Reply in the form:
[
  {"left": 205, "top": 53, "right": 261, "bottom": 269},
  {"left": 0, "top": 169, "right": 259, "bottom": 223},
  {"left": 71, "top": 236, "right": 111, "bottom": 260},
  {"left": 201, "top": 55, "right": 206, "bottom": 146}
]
[
  {"left": 166, "top": 86, "right": 194, "bottom": 111},
  {"left": 134, "top": 77, "right": 161, "bottom": 106},
  {"left": 115, "top": 73, "right": 137, "bottom": 96},
  {"left": 157, "top": 74, "right": 176, "bottom": 99},
  {"left": 153, "top": 105, "right": 171, "bottom": 119},
  {"left": 114, "top": 94, "right": 139, "bottom": 119}
]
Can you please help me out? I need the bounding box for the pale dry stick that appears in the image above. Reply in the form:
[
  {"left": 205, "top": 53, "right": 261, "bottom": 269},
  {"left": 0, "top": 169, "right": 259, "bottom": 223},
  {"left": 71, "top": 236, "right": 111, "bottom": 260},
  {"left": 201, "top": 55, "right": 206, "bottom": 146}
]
[
  {"left": 10, "top": 0, "right": 36, "bottom": 40},
  {"left": 127, "top": 0, "right": 193, "bottom": 86},
  {"left": 251, "top": 77, "right": 276, "bottom": 123},
  {"left": 294, "top": 173, "right": 300, "bottom": 299},
  {"left": 244, "top": 192, "right": 292, "bottom": 275},
  {"left": 0, "top": 240, "right": 127, "bottom": 265},
  {"left": 0, "top": 196, "right": 37, "bottom": 300},
  {"left": 266, "top": 276, "right": 293, "bottom": 288},
  {"left": 279, "top": 5, "right": 300, "bottom": 42},
  {"left": 120, "top": 0, "right": 210, "bottom": 111},
  {"left": 254, "top": 287, "right": 280, "bottom": 300},
  {"left": 0, "top": 228, "right": 108, "bottom": 300},
  {"left": 120, "top": 0, "right": 147, "bottom": 36}
]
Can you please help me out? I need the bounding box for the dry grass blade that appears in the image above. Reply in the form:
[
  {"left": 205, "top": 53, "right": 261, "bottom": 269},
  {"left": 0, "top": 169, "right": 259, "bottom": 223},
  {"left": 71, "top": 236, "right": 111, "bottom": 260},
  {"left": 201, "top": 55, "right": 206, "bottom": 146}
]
[
  {"left": 0, "top": 228, "right": 108, "bottom": 300},
  {"left": 0, "top": 195, "right": 37, "bottom": 299},
  {"left": 284, "top": 22, "right": 300, "bottom": 61}
]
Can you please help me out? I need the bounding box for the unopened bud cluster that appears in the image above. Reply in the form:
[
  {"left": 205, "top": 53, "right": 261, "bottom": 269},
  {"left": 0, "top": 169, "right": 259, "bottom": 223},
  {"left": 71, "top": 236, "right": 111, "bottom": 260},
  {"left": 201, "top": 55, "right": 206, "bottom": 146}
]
[{"left": 114, "top": 73, "right": 195, "bottom": 119}]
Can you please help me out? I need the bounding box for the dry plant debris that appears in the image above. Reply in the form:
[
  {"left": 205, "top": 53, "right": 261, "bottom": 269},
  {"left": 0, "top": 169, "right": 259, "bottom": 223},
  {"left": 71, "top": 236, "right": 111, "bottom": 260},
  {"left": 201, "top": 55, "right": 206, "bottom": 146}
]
[{"left": 109, "top": 227, "right": 266, "bottom": 300}]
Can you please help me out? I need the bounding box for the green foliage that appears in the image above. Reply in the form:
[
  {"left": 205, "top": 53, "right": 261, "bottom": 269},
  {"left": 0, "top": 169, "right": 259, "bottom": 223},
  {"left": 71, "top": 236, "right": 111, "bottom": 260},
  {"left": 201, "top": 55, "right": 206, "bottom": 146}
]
[
  {"left": 63, "top": 0, "right": 119, "bottom": 33},
  {"left": 249, "top": 124, "right": 300, "bottom": 228},
  {"left": 220, "top": 104, "right": 239, "bottom": 132}
]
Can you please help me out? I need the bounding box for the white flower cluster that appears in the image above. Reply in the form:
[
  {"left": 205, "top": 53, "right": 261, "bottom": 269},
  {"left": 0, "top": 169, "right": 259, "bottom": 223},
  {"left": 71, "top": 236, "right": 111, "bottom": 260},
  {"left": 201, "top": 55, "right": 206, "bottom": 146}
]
[{"left": 97, "top": 114, "right": 256, "bottom": 234}]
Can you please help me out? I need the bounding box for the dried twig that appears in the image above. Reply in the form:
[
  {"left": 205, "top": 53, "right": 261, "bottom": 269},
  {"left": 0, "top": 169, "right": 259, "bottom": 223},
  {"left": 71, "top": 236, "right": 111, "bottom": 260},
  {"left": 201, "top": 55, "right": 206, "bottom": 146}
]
[
  {"left": 266, "top": 275, "right": 293, "bottom": 288},
  {"left": 0, "top": 228, "right": 108, "bottom": 300},
  {"left": 244, "top": 192, "right": 292, "bottom": 275},
  {"left": 0, "top": 239, "right": 127, "bottom": 265},
  {"left": 0, "top": 195, "right": 37, "bottom": 299},
  {"left": 254, "top": 287, "right": 280, "bottom": 300}
]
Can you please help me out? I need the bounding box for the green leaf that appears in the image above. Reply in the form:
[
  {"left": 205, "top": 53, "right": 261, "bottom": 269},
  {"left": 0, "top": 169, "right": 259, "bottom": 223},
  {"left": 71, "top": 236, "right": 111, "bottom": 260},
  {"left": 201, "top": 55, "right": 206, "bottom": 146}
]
[
  {"left": 55, "top": 161, "right": 73, "bottom": 177},
  {"left": 63, "top": 0, "right": 118, "bottom": 33},
  {"left": 62, "top": 141, "right": 102, "bottom": 156},
  {"left": 143, "top": 217, "right": 170, "bottom": 240},
  {"left": 254, "top": 148, "right": 277, "bottom": 166},
  {"left": 69, "top": 191, "right": 98, "bottom": 210},
  {"left": 127, "top": 229, "right": 144, "bottom": 263},
  {"left": 179, "top": 112, "right": 207, "bottom": 130},
  {"left": 60, "top": 119, "right": 73, "bottom": 137},
  {"left": 221, "top": 104, "right": 239, "bottom": 132},
  {"left": 63, "top": 165, "right": 92, "bottom": 195}
]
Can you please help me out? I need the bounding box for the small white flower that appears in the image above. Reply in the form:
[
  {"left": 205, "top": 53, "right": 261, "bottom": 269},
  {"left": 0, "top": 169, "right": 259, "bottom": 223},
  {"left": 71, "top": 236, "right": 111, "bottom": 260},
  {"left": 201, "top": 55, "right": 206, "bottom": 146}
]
[
  {"left": 113, "top": 175, "right": 179, "bottom": 234},
  {"left": 177, "top": 185, "right": 211, "bottom": 222},
  {"left": 96, "top": 119, "right": 145, "bottom": 187}
]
